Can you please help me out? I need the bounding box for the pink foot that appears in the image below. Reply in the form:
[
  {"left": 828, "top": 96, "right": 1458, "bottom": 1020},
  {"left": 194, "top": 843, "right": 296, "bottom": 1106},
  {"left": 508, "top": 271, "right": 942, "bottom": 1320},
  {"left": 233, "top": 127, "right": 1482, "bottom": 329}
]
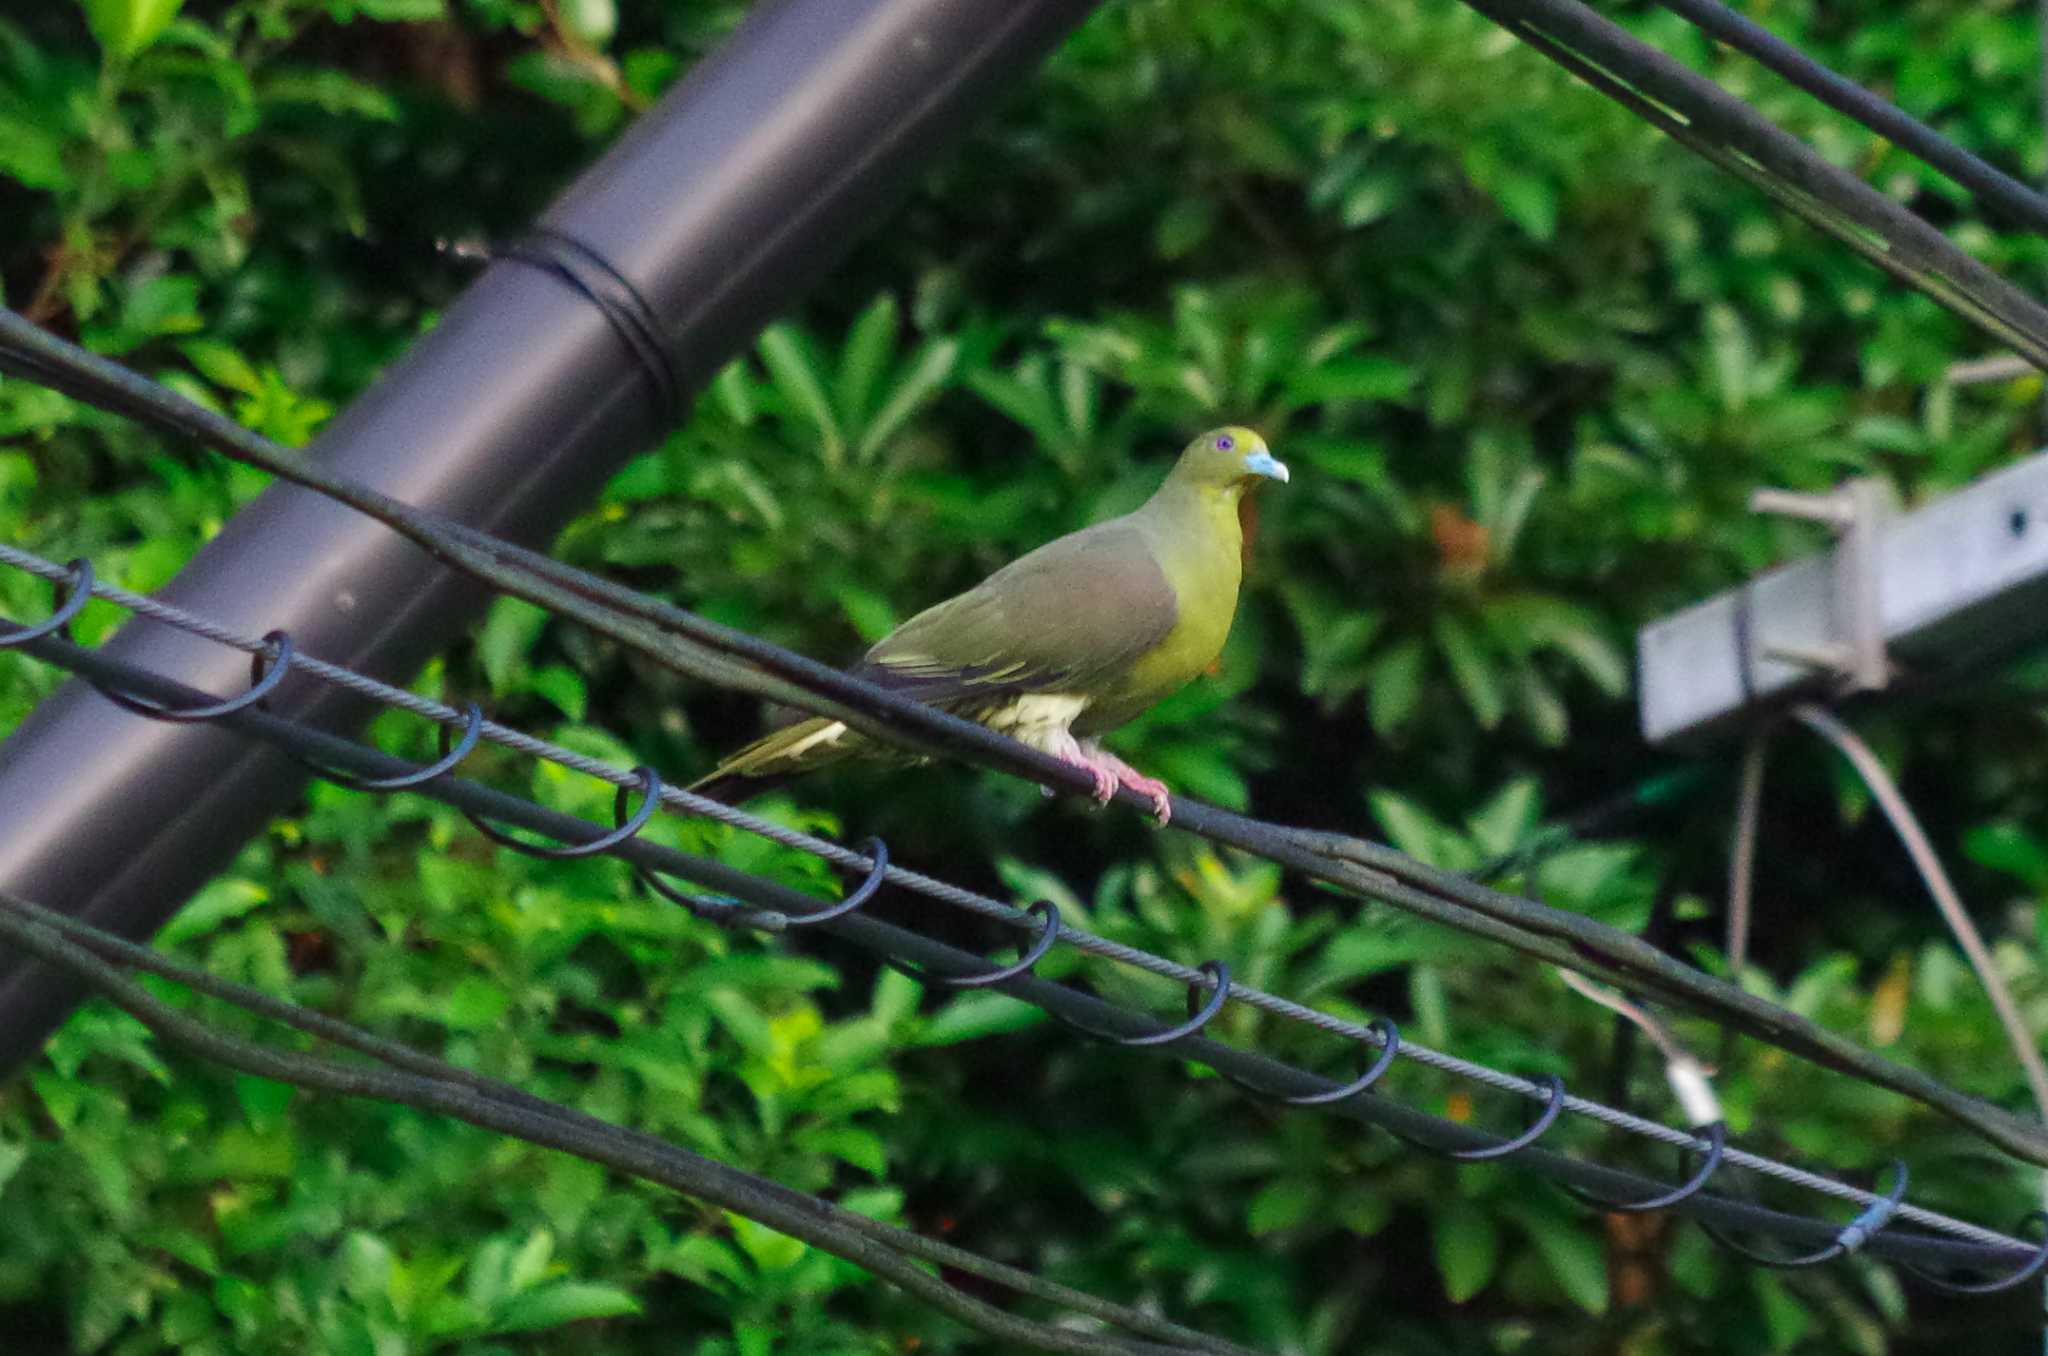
[
  {"left": 1056, "top": 747, "right": 1118, "bottom": 806},
  {"left": 1121, "top": 772, "right": 1173, "bottom": 826},
  {"left": 1082, "top": 742, "right": 1172, "bottom": 826}
]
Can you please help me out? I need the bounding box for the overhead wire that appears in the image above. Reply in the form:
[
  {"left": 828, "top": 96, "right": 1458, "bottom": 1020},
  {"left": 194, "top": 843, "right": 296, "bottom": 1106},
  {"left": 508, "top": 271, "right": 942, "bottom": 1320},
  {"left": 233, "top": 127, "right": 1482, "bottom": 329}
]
[
  {"left": 0, "top": 893, "right": 1243, "bottom": 1356},
  {"left": 2, "top": 0, "right": 2046, "bottom": 1312},
  {"left": 1723, "top": 702, "right": 2048, "bottom": 1292},
  {"left": 1642, "top": 0, "right": 2048, "bottom": 236},
  {"left": 4, "top": 546, "right": 2047, "bottom": 1283},
  {"left": 1725, "top": 729, "right": 1771, "bottom": 980},
  {"left": 6, "top": 308, "right": 2042, "bottom": 1169},
  {"left": 1460, "top": 0, "right": 2048, "bottom": 368},
  {"left": 1791, "top": 705, "right": 2048, "bottom": 1133}
]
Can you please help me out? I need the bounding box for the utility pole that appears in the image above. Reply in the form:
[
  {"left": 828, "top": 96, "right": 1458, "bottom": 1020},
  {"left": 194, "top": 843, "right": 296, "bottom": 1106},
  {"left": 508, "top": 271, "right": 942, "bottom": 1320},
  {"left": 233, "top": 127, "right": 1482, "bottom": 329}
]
[{"left": 0, "top": 0, "right": 1102, "bottom": 1070}]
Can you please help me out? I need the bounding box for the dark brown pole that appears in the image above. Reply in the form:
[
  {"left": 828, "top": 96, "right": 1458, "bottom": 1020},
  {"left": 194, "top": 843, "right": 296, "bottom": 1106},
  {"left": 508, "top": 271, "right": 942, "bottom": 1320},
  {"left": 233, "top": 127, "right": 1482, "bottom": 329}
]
[{"left": 0, "top": 0, "right": 1102, "bottom": 1070}]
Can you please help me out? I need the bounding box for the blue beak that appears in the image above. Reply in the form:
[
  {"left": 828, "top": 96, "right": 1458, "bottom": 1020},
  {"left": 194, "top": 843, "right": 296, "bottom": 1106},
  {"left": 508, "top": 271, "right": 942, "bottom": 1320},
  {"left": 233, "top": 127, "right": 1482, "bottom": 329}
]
[{"left": 1243, "top": 449, "right": 1290, "bottom": 484}]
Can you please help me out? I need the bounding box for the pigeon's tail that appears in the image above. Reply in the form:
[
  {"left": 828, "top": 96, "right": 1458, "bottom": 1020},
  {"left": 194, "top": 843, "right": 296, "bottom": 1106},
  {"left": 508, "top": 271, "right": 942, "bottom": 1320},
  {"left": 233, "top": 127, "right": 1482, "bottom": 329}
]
[{"left": 687, "top": 716, "right": 860, "bottom": 805}]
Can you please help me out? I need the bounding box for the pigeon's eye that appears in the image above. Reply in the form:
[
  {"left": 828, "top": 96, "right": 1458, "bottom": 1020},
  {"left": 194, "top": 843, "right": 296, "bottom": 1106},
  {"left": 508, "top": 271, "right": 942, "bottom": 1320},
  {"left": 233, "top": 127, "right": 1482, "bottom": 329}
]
[{"left": 1215, "top": 433, "right": 1235, "bottom": 451}]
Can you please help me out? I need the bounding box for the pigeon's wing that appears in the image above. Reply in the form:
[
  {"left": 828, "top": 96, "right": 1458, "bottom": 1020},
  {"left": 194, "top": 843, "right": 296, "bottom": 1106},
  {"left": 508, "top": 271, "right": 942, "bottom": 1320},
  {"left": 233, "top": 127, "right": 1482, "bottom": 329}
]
[{"left": 855, "top": 518, "right": 1179, "bottom": 707}]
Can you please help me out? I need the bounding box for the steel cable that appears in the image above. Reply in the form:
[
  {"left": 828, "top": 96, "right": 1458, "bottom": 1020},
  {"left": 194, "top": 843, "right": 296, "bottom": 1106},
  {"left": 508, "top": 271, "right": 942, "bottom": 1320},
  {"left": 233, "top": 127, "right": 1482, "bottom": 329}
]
[{"left": 4, "top": 545, "right": 2045, "bottom": 1278}]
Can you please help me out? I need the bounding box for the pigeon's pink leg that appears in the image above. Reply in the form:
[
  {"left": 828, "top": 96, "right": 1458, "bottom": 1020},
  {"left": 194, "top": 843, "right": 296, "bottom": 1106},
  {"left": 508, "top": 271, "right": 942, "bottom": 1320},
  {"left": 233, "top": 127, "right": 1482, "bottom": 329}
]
[
  {"left": 1079, "top": 740, "right": 1172, "bottom": 825},
  {"left": 1049, "top": 733, "right": 1117, "bottom": 805},
  {"left": 1029, "top": 729, "right": 1165, "bottom": 822}
]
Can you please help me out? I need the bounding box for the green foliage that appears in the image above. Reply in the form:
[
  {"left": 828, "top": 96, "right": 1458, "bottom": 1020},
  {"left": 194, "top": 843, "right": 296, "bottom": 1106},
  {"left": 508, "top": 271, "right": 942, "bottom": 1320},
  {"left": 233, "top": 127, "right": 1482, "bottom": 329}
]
[{"left": 7, "top": 0, "right": 2048, "bottom": 1352}]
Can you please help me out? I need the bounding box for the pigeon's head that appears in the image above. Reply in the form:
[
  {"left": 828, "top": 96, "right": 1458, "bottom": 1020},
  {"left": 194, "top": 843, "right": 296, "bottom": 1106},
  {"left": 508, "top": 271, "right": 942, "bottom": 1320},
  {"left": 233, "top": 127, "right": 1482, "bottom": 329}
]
[{"left": 1171, "top": 426, "right": 1288, "bottom": 496}]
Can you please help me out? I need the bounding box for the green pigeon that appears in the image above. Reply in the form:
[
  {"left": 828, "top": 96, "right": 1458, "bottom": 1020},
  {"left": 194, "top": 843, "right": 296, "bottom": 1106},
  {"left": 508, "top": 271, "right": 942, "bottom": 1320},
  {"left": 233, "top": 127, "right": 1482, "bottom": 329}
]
[{"left": 690, "top": 426, "right": 1287, "bottom": 824}]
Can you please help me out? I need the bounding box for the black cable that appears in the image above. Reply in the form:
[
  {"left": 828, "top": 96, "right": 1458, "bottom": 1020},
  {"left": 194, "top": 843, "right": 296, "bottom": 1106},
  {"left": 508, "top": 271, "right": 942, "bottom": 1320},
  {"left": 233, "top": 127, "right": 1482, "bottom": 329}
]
[
  {"left": 1645, "top": 0, "right": 2048, "bottom": 237},
  {"left": 6, "top": 305, "right": 2030, "bottom": 1166},
  {"left": 1455, "top": 0, "right": 2048, "bottom": 369},
  {"left": 0, "top": 897, "right": 1227, "bottom": 1356},
  {"left": 3, "top": 623, "right": 2039, "bottom": 1278}
]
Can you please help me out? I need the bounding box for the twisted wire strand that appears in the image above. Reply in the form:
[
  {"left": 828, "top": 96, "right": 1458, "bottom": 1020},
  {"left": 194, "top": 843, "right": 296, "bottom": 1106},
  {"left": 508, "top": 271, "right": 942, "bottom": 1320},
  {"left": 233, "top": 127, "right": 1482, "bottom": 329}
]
[
  {"left": 4, "top": 302, "right": 2039, "bottom": 1165},
  {"left": 0, "top": 542, "right": 2029, "bottom": 1252},
  {"left": 0, "top": 897, "right": 1229, "bottom": 1356},
  {"left": 1643, "top": 0, "right": 2048, "bottom": 237}
]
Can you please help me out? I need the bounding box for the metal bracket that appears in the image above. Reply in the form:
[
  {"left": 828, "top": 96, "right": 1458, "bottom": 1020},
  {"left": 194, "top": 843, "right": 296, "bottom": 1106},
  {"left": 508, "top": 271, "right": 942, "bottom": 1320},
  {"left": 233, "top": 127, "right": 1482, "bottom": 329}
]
[
  {"left": 1637, "top": 451, "right": 2048, "bottom": 746},
  {"left": 1748, "top": 478, "right": 1892, "bottom": 694}
]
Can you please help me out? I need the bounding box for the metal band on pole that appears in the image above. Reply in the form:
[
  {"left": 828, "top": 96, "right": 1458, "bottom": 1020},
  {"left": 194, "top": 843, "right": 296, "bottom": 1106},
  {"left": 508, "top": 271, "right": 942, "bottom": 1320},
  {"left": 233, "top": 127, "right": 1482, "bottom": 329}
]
[{"left": 0, "top": 0, "right": 1102, "bottom": 1071}]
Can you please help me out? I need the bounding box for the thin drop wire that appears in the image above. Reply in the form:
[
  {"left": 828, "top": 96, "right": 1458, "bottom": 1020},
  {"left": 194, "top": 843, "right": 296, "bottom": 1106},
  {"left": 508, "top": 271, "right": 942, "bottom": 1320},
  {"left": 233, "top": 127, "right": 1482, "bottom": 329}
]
[
  {"left": 1726, "top": 729, "right": 1770, "bottom": 977},
  {"left": 0, "top": 542, "right": 2031, "bottom": 1253}
]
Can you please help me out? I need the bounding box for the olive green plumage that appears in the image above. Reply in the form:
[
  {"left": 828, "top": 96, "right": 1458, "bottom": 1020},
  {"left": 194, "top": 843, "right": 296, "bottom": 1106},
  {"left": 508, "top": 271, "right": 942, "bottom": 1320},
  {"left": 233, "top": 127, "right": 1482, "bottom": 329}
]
[{"left": 691, "top": 427, "right": 1287, "bottom": 822}]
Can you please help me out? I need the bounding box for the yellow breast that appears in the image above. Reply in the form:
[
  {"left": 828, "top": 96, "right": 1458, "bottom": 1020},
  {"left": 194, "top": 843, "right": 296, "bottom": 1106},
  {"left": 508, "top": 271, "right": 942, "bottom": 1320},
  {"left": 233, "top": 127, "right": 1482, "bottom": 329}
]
[{"left": 1077, "top": 501, "right": 1243, "bottom": 733}]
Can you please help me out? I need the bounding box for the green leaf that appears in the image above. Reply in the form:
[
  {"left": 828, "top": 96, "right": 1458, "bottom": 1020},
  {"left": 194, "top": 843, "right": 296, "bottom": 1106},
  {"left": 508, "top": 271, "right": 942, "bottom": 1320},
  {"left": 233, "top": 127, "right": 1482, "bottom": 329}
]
[
  {"left": 333, "top": 0, "right": 446, "bottom": 18},
  {"left": 1298, "top": 436, "right": 1394, "bottom": 492},
  {"left": 727, "top": 1215, "right": 806, "bottom": 1271},
  {"left": 1431, "top": 1200, "right": 1499, "bottom": 1302},
  {"left": 1298, "top": 611, "right": 1381, "bottom": 703},
  {"left": 1408, "top": 964, "right": 1449, "bottom": 1047},
  {"left": 1548, "top": 630, "right": 1630, "bottom": 700},
  {"left": 180, "top": 340, "right": 264, "bottom": 396},
  {"left": 557, "top": 0, "right": 616, "bottom": 45},
  {"left": 1466, "top": 778, "right": 1541, "bottom": 857},
  {"left": 1485, "top": 595, "right": 1628, "bottom": 696},
  {"left": 82, "top": 273, "right": 204, "bottom": 355},
  {"left": 478, "top": 596, "right": 548, "bottom": 692},
  {"left": 1366, "top": 638, "right": 1428, "bottom": 736},
  {"left": 1706, "top": 304, "right": 1753, "bottom": 409},
  {"left": 444, "top": 976, "right": 512, "bottom": 1030},
  {"left": 967, "top": 363, "right": 1062, "bottom": 448},
  {"left": 391, "top": 1252, "right": 473, "bottom": 1325},
  {"left": 527, "top": 664, "right": 588, "bottom": 721},
  {"left": 1503, "top": 1201, "right": 1607, "bottom": 1314},
  {"left": 1341, "top": 174, "right": 1400, "bottom": 228},
  {"left": 1155, "top": 196, "right": 1218, "bottom": 259},
  {"left": 857, "top": 337, "right": 958, "bottom": 461},
  {"left": 792, "top": 1125, "right": 887, "bottom": 1177},
  {"left": 1492, "top": 173, "right": 1558, "bottom": 240},
  {"left": 657, "top": 1236, "right": 748, "bottom": 1290},
  {"left": 1057, "top": 359, "right": 1096, "bottom": 441},
  {"left": 1370, "top": 790, "right": 1464, "bottom": 869},
  {"left": 489, "top": 1281, "right": 642, "bottom": 1334},
  {"left": 1286, "top": 356, "right": 1417, "bottom": 405},
  {"left": 709, "top": 360, "right": 757, "bottom": 425},
  {"left": 1512, "top": 660, "right": 1569, "bottom": 747},
  {"left": 758, "top": 324, "right": 843, "bottom": 464},
  {"left": 259, "top": 69, "right": 402, "bottom": 121},
  {"left": 80, "top": 0, "right": 187, "bottom": 58},
  {"left": 143, "top": 1225, "right": 219, "bottom": 1279},
  {"left": 1963, "top": 821, "right": 2048, "bottom": 887},
  {"left": 233, "top": 1075, "right": 295, "bottom": 1132},
  {"left": 157, "top": 877, "right": 270, "bottom": 946},
  {"left": 0, "top": 117, "right": 73, "bottom": 191},
  {"left": 1247, "top": 1178, "right": 1317, "bottom": 1236},
  {"left": 462, "top": 1237, "right": 515, "bottom": 1315},
  {"left": 1752, "top": 1272, "right": 1812, "bottom": 1351},
  {"left": 914, "top": 991, "right": 1044, "bottom": 1046},
  {"left": 871, "top": 962, "right": 922, "bottom": 1026},
  {"left": 833, "top": 582, "right": 897, "bottom": 643},
  {"left": 506, "top": 1229, "right": 555, "bottom": 1296},
  {"left": 0, "top": 1138, "right": 27, "bottom": 1195},
  {"left": 213, "top": 1275, "right": 271, "bottom": 1329},
  {"left": 341, "top": 1232, "right": 395, "bottom": 1304},
  {"left": 1334, "top": 1187, "right": 1392, "bottom": 1238},
  {"left": 1433, "top": 613, "right": 1504, "bottom": 729},
  {"left": 28, "top": 1072, "right": 83, "bottom": 1132},
  {"left": 160, "top": 1288, "right": 215, "bottom": 1343},
  {"left": 837, "top": 293, "right": 898, "bottom": 427}
]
